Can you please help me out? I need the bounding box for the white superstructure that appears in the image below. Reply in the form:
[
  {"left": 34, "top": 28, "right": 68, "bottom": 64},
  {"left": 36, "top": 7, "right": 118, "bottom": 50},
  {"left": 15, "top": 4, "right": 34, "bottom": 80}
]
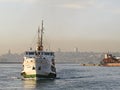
[{"left": 21, "top": 21, "right": 56, "bottom": 79}]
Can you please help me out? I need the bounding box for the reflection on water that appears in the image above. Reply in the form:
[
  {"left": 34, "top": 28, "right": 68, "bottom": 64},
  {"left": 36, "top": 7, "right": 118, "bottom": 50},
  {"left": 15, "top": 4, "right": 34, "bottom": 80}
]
[
  {"left": 23, "top": 80, "right": 36, "bottom": 89},
  {"left": 23, "top": 79, "right": 55, "bottom": 89}
]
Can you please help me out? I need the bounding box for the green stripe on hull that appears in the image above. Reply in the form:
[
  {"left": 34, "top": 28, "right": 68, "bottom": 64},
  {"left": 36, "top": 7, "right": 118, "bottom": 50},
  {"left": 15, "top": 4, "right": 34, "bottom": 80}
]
[{"left": 23, "top": 74, "right": 36, "bottom": 78}]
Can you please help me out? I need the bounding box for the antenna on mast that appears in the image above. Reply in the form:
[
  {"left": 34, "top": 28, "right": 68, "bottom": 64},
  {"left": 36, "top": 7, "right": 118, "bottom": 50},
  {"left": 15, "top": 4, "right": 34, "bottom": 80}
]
[
  {"left": 36, "top": 20, "right": 44, "bottom": 51},
  {"left": 41, "top": 20, "right": 44, "bottom": 49}
]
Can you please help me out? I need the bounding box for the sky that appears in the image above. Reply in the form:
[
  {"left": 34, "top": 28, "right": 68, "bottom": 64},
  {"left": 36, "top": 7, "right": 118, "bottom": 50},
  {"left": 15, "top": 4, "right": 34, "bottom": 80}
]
[{"left": 0, "top": 0, "right": 120, "bottom": 55}]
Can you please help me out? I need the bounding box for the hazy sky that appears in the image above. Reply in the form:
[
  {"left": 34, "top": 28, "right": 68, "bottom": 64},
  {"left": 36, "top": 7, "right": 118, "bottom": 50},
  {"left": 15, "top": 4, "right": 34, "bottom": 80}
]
[{"left": 0, "top": 0, "right": 120, "bottom": 55}]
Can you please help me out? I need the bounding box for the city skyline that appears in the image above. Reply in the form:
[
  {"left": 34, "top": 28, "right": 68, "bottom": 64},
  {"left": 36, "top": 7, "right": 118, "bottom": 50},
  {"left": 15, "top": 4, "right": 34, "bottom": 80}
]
[{"left": 0, "top": 0, "right": 120, "bottom": 55}]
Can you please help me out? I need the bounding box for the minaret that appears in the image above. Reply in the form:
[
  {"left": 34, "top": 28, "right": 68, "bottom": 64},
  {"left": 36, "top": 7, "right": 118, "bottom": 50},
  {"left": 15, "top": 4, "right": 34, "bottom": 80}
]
[{"left": 8, "top": 49, "right": 11, "bottom": 55}]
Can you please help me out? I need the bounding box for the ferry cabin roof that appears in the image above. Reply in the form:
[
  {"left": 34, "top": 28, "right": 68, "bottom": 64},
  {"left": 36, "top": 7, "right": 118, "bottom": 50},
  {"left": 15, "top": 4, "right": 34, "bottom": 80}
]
[{"left": 25, "top": 51, "right": 54, "bottom": 57}]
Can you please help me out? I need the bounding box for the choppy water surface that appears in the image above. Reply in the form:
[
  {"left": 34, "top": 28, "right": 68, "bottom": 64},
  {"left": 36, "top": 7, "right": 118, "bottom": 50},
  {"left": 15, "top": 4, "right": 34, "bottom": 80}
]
[{"left": 0, "top": 64, "right": 120, "bottom": 90}]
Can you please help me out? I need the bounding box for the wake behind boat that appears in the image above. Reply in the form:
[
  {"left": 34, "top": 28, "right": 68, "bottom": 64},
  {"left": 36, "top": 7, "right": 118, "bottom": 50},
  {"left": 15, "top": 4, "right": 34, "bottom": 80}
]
[{"left": 21, "top": 21, "right": 56, "bottom": 80}]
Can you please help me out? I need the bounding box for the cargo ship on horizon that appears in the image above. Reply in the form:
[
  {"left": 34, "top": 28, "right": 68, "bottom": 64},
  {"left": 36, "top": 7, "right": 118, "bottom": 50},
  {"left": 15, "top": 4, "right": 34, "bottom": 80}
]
[{"left": 100, "top": 53, "right": 120, "bottom": 66}]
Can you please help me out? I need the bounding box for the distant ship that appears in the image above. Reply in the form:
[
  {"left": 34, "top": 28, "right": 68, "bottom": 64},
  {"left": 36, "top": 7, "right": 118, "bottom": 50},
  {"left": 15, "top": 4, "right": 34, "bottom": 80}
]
[
  {"left": 21, "top": 21, "right": 56, "bottom": 80},
  {"left": 100, "top": 53, "right": 120, "bottom": 66}
]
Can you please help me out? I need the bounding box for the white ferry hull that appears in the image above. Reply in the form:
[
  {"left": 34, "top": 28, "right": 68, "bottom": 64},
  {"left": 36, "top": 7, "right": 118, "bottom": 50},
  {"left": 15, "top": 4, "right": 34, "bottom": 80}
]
[{"left": 21, "top": 56, "right": 56, "bottom": 79}]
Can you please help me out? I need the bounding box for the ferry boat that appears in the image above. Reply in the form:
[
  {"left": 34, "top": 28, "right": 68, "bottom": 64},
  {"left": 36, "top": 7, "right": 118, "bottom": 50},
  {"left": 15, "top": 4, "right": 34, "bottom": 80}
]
[
  {"left": 100, "top": 53, "right": 120, "bottom": 66},
  {"left": 21, "top": 21, "right": 56, "bottom": 79}
]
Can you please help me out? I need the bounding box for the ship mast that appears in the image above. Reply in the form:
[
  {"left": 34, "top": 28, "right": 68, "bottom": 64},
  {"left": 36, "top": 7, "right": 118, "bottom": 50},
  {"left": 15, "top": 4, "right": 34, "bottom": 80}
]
[{"left": 37, "top": 20, "right": 44, "bottom": 51}]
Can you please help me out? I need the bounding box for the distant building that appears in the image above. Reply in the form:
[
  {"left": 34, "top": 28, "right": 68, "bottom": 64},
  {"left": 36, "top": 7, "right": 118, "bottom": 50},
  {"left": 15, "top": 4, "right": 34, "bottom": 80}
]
[
  {"left": 0, "top": 50, "right": 23, "bottom": 63},
  {"left": 8, "top": 49, "right": 11, "bottom": 55},
  {"left": 57, "top": 48, "right": 61, "bottom": 52},
  {"left": 74, "top": 48, "right": 78, "bottom": 53}
]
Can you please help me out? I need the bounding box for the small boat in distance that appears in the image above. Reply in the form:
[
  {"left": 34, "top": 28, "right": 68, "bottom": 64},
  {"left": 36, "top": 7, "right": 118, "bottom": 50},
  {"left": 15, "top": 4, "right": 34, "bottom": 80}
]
[
  {"left": 100, "top": 53, "right": 120, "bottom": 66},
  {"left": 21, "top": 21, "right": 56, "bottom": 80}
]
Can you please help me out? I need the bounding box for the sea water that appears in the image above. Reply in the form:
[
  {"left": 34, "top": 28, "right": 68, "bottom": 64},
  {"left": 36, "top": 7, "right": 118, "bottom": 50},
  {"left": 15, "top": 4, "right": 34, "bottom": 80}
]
[{"left": 0, "top": 64, "right": 120, "bottom": 90}]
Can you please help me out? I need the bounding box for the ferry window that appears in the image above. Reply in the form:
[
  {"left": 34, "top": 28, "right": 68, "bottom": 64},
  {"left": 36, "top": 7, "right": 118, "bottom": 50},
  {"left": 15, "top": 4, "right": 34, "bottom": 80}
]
[
  {"left": 38, "top": 67, "right": 41, "bottom": 70},
  {"left": 26, "top": 52, "right": 28, "bottom": 55},
  {"left": 32, "top": 67, "right": 35, "bottom": 70},
  {"left": 29, "top": 52, "right": 34, "bottom": 55},
  {"left": 41, "top": 52, "right": 44, "bottom": 55},
  {"left": 45, "top": 53, "right": 49, "bottom": 55},
  {"left": 51, "top": 53, "right": 53, "bottom": 56},
  {"left": 45, "top": 53, "right": 47, "bottom": 55},
  {"left": 43, "top": 57, "right": 46, "bottom": 59},
  {"left": 38, "top": 52, "right": 40, "bottom": 55}
]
